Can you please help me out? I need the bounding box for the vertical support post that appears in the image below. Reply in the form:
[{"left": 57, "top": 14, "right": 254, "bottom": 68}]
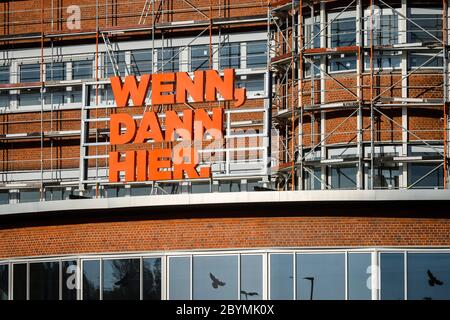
[
  {"left": 356, "top": 0, "right": 364, "bottom": 190},
  {"left": 40, "top": 0, "right": 45, "bottom": 201},
  {"left": 370, "top": 0, "right": 375, "bottom": 190},
  {"left": 443, "top": 0, "right": 449, "bottom": 188},
  {"left": 298, "top": 0, "right": 304, "bottom": 190},
  {"left": 400, "top": 0, "right": 408, "bottom": 189},
  {"left": 320, "top": 2, "right": 327, "bottom": 189}
]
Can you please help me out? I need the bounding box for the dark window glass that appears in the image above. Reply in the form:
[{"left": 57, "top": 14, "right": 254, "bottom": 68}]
[
  {"left": 305, "top": 22, "right": 321, "bottom": 49},
  {"left": 305, "top": 58, "right": 321, "bottom": 77},
  {"left": 0, "top": 191, "right": 8, "bottom": 205},
  {"left": 380, "top": 253, "right": 404, "bottom": 300},
  {"left": 0, "top": 92, "right": 10, "bottom": 108},
  {"left": 105, "top": 187, "right": 118, "bottom": 198},
  {"left": 331, "top": 166, "right": 357, "bottom": 189},
  {"left": 365, "top": 51, "right": 401, "bottom": 70},
  {"left": 296, "top": 253, "right": 345, "bottom": 300},
  {"left": 30, "top": 262, "right": 59, "bottom": 300},
  {"left": 331, "top": 17, "right": 356, "bottom": 47},
  {"left": 19, "top": 89, "right": 42, "bottom": 106},
  {"left": 191, "top": 183, "right": 210, "bottom": 194},
  {"left": 105, "top": 52, "right": 126, "bottom": 77},
  {"left": 270, "top": 254, "right": 293, "bottom": 300},
  {"left": 409, "top": 14, "right": 442, "bottom": 44},
  {"left": 0, "top": 264, "right": 8, "bottom": 300},
  {"left": 408, "top": 164, "right": 444, "bottom": 189},
  {"left": 371, "top": 15, "right": 398, "bottom": 46},
  {"left": 330, "top": 54, "right": 357, "bottom": 72},
  {"left": 131, "top": 186, "right": 152, "bottom": 196},
  {"left": 241, "top": 255, "right": 262, "bottom": 300},
  {"left": 193, "top": 255, "right": 238, "bottom": 300},
  {"left": 20, "top": 189, "right": 41, "bottom": 203},
  {"left": 62, "top": 261, "right": 78, "bottom": 300},
  {"left": 169, "top": 257, "right": 191, "bottom": 300},
  {"left": 305, "top": 168, "right": 322, "bottom": 190},
  {"left": 157, "top": 48, "right": 180, "bottom": 73},
  {"left": 44, "top": 88, "right": 67, "bottom": 106},
  {"left": 348, "top": 253, "right": 372, "bottom": 300},
  {"left": 83, "top": 260, "right": 100, "bottom": 300},
  {"left": 131, "top": 49, "right": 153, "bottom": 75},
  {"left": 220, "top": 42, "right": 240, "bottom": 69},
  {"left": 13, "top": 263, "right": 27, "bottom": 300},
  {"left": 409, "top": 53, "right": 443, "bottom": 69},
  {"left": 407, "top": 253, "right": 450, "bottom": 300},
  {"left": 46, "top": 62, "right": 66, "bottom": 81},
  {"left": 103, "top": 259, "right": 140, "bottom": 300},
  {"left": 143, "top": 258, "right": 162, "bottom": 300},
  {"left": 21, "top": 64, "right": 41, "bottom": 82},
  {"left": 372, "top": 166, "right": 401, "bottom": 189},
  {"left": 237, "top": 74, "right": 264, "bottom": 92},
  {"left": 219, "top": 181, "right": 241, "bottom": 193},
  {"left": 73, "top": 60, "right": 93, "bottom": 80},
  {"left": 247, "top": 41, "right": 267, "bottom": 68},
  {"left": 0, "top": 66, "right": 10, "bottom": 84},
  {"left": 191, "top": 45, "right": 210, "bottom": 71},
  {"left": 45, "top": 188, "right": 63, "bottom": 201}
]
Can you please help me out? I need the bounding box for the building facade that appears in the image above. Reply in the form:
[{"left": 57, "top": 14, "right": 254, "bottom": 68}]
[{"left": 0, "top": 0, "right": 450, "bottom": 300}]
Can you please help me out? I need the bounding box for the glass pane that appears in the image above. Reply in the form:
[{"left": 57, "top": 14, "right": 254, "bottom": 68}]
[
  {"left": 131, "top": 49, "right": 153, "bottom": 75},
  {"left": 73, "top": 60, "right": 93, "bottom": 80},
  {"left": 157, "top": 48, "right": 180, "bottom": 73},
  {"left": 348, "top": 253, "right": 372, "bottom": 300},
  {"left": 270, "top": 254, "right": 293, "bottom": 300},
  {"left": 240, "top": 255, "right": 262, "bottom": 300},
  {"left": 0, "top": 66, "right": 9, "bottom": 84},
  {"left": 331, "top": 18, "right": 356, "bottom": 47},
  {"left": 21, "top": 64, "right": 41, "bottom": 82},
  {"left": 0, "top": 264, "right": 8, "bottom": 300},
  {"left": 169, "top": 257, "right": 191, "bottom": 300},
  {"left": 191, "top": 45, "right": 210, "bottom": 71},
  {"left": 105, "top": 52, "right": 126, "bottom": 77},
  {"left": 0, "top": 191, "right": 8, "bottom": 205},
  {"left": 131, "top": 186, "right": 152, "bottom": 196},
  {"left": 193, "top": 255, "right": 238, "bottom": 300},
  {"left": 330, "top": 54, "right": 357, "bottom": 72},
  {"left": 237, "top": 74, "right": 264, "bottom": 92},
  {"left": 296, "top": 253, "right": 345, "bottom": 300},
  {"left": 13, "top": 263, "right": 27, "bottom": 300},
  {"left": 83, "top": 260, "right": 100, "bottom": 300},
  {"left": 62, "top": 261, "right": 78, "bottom": 300},
  {"left": 331, "top": 166, "right": 357, "bottom": 189},
  {"left": 29, "top": 262, "right": 59, "bottom": 300},
  {"left": 46, "top": 62, "right": 66, "bottom": 81},
  {"left": 20, "top": 189, "right": 41, "bottom": 203},
  {"left": 220, "top": 43, "right": 240, "bottom": 69},
  {"left": 409, "top": 14, "right": 442, "bottom": 43},
  {"left": 103, "top": 259, "right": 140, "bottom": 300},
  {"left": 380, "top": 253, "right": 404, "bottom": 300},
  {"left": 408, "top": 164, "right": 444, "bottom": 189},
  {"left": 407, "top": 253, "right": 450, "bottom": 300},
  {"left": 247, "top": 41, "right": 267, "bottom": 68},
  {"left": 143, "top": 258, "right": 162, "bottom": 300},
  {"left": 19, "top": 89, "right": 42, "bottom": 106},
  {"left": 0, "top": 93, "right": 10, "bottom": 108}
]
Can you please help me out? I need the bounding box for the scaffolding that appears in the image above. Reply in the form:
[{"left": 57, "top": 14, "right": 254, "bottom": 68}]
[{"left": 269, "top": 0, "right": 449, "bottom": 191}]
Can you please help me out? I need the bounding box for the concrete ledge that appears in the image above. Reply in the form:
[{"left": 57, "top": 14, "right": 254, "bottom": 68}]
[{"left": 0, "top": 189, "right": 449, "bottom": 216}]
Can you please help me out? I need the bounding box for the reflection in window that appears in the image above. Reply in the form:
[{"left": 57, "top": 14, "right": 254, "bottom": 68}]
[
  {"left": 241, "top": 255, "right": 262, "bottom": 300},
  {"left": 270, "top": 254, "right": 293, "bottom": 300},
  {"left": 372, "top": 14, "right": 398, "bottom": 46},
  {"left": 247, "top": 41, "right": 267, "bottom": 68},
  {"left": 0, "top": 92, "right": 10, "bottom": 108},
  {"left": 409, "top": 53, "right": 443, "bottom": 69},
  {"left": 220, "top": 42, "right": 240, "bottom": 69},
  {"left": 408, "top": 164, "right": 443, "bottom": 189},
  {"left": 191, "top": 183, "right": 210, "bottom": 194},
  {"left": 331, "top": 166, "right": 357, "bottom": 189},
  {"left": 30, "top": 262, "right": 59, "bottom": 300},
  {"left": 364, "top": 51, "right": 401, "bottom": 70},
  {"left": 21, "top": 64, "right": 41, "bottom": 82},
  {"left": 130, "top": 186, "right": 152, "bottom": 196},
  {"left": 296, "top": 253, "right": 345, "bottom": 300},
  {"left": 407, "top": 253, "right": 450, "bottom": 300},
  {"left": 62, "top": 261, "right": 78, "bottom": 300},
  {"left": 305, "top": 168, "right": 322, "bottom": 190},
  {"left": 237, "top": 74, "right": 264, "bottom": 92},
  {"left": 409, "top": 14, "right": 442, "bottom": 44},
  {"left": 83, "top": 260, "right": 100, "bottom": 300},
  {"left": 0, "top": 264, "right": 8, "bottom": 300},
  {"left": 19, "top": 89, "right": 42, "bottom": 107},
  {"left": 13, "top": 263, "right": 27, "bottom": 300},
  {"left": 103, "top": 259, "right": 140, "bottom": 300},
  {"left": 348, "top": 253, "right": 371, "bottom": 300},
  {"left": 105, "top": 52, "right": 126, "bottom": 77},
  {"left": 0, "top": 66, "right": 10, "bottom": 84},
  {"left": 330, "top": 54, "right": 357, "bottom": 72},
  {"left": 331, "top": 17, "right": 356, "bottom": 47},
  {"left": 46, "top": 62, "right": 66, "bottom": 81},
  {"left": 305, "top": 21, "right": 320, "bottom": 49},
  {"left": 193, "top": 255, "right": 238, "bottom": 300},
  {"left": 372, "top": 166, "right": 401, "bottom": 189},
  {"left": 169, "top": 257, "right": 191, "bottom": 300},
  {"left": 380, "top": 253, "right": 404, "bottom": 300},
  {"left": 304, "top": 57, "right": 321, "bottom": 77},
  {"left": 73, "top": 60, "right": 93, "bottom": 80},
  {"left": 191, "top": 45, "right": 210, "bottom": 71},
  {"left": 20, "top": 189, "right": 41, "bottom": 203},
  {"left": 143, "top": 258, "right": 161, "bottom": 300},
  {"left": 157, "top": 47, "right": 180, "bottom": 73},
  {"left": 131, "top": 49, "right": 153, "bottom": 75},
  {"left": 0, "top": 191, "right": 8, "bottom": 205}
]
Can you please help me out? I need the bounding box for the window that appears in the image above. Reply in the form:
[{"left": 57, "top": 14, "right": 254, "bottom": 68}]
[
  {"left": 220, "top": 42, "right": 240, "bottom": 69},
  {"left": 0, "top": 92, "right": 10, "bottom": 108},
  {"left": 130, "top": 186, "right": 152, "bottom": 196},
  {"left": 270, "top": 254, "right": 293, "bottom": 300},
  {"left": 409, "top": 14, "right": 442, "bottom": 44},
  {"left": 237, "top": 74, "right": 264, "bottom": 92},
  {"left": 20, "top": 189, "right": 41, "bottom": 203},
  {"left": 331, "top": 17, "right": 356, "bottom": 47},
  {"left": 193, "top": 255, "right": 238, "bottom": 300},
  {"left": 73, "top": 60, "right": 93, "bottom": 80},
  {"left": 83, "top": 260, "right": 100, "bottom": 300},
  {"left": 305, "top": 21, "right": 321, "bottom": 49},
  {"left": 372, "top": 166, "right": 401, "bottom": 189},
  {"left": 103, "top": 259, "right": 140, "bottom": 300},
  {"left": 44, "top": 88, "right": 67, "bottom": 106},
  {"left": 408, "top": 164, "right": 443, "bottom": 189},
  {"left": 304, "top": 57, "right": 321, "bottom": 77},
  {"left": 61, "top": 261, "right": 78, "bottom": 300},
  {"left": 191, "top": 183, "right": 210, "bottom": 194},
  {"left": 241, "top": 255, "right": 262, "bottom": 300},
  {"left": 296, "top": 253, "right": 345, "bottom": 300},
  {"left": 330, "top": 54, "right": 357, "bottom": 72},
  {"left": 0, "top": 191, "right": 8, "bottom": 205},
  {"left": 157, "top": 47, "right": 180, "bottom": 73},
  {"left": 247, "top": 41, "right": 267, "bottom": 68},
  {"left": 348, "top": 253, "right": 371, "bottom": 300},
  {"left": 29, "top": 262, "right": 59, "bottom": 300},
  {"left": 45, "top": 188, "right": 70, "bottom": 201},
  {"left": 331, "top": 166, "right": 357, "bottom": 189},
  {"left": 219, "top": 181, "right": 241, "bottom": 193},
  {"left": 105, "top": 186, "right": 126, "bottom": 198},
  {"left": 0, "top": 66, "right": 9, "bottom": 84},
  {"left": 20, "top": 64, "right": 41, "bottom": 82},
  {"left": 143, "top": 258, "right": 161, "bottom": 300},
  {"left": 19, "top": 89, "right": 42, "bottom": 107},
  {"left": 409, "top": 53, "right": 443, "bottom": 69},
  {"left": 13, "top": 263, "right": 27, "bottom": 300},
  {"left": 46, "top": 62, "right": 66, "bottom": 81},
  {"left": 191, "top": 45, "right": 210, "bottom": 71},
  {"left": 0, "top": 265, "right": 8, "bottom": 300},
  {"left": 365, "top": 51, "right": 401, "bottom": 70},
  {"left": 131, "top": 49, "right": 153, "bottom": 75},
  {"left": 169, "top": 256, "right": 191, "bottom": 300},
  {"left": 373, "top": 14, "right": 399, "bottom": 46},
  {"left": 105, "top": 52, "right": 126, "bottom": 77},
  {"left": 305, "top": 168, "right": 322, "bottom": 190},
  {"left": 407, "top": 253, "right": 450, "bottom": 300},
  {"left": 380, "top": 253, "right": 404, "bottom": 300}
]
